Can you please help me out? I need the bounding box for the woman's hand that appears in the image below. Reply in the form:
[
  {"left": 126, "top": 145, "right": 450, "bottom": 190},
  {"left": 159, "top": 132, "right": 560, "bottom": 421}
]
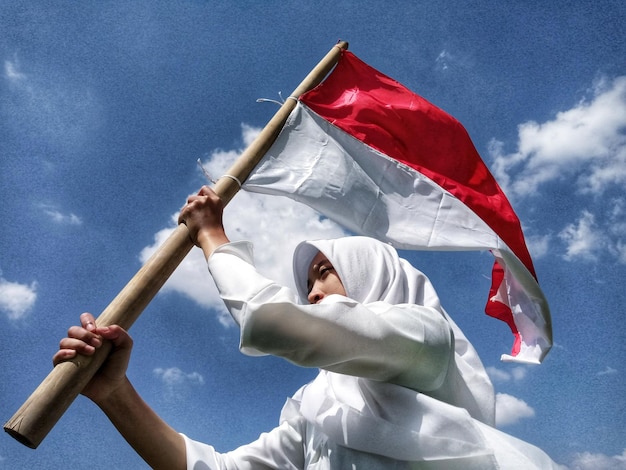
[
  {"left": 53, "top": 313, "right": 186, "bottom": 469},
  {"left": 178, "top": 185, "right": 230, "bottom": 259},
  {"left": 53, "top": 312, "right": 133, "bottom": 405}
]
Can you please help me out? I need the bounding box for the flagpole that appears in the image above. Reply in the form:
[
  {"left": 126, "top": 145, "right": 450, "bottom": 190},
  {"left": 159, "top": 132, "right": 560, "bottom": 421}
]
[{"left": 4, "top": 40, "right": 349, "bottom": 450}]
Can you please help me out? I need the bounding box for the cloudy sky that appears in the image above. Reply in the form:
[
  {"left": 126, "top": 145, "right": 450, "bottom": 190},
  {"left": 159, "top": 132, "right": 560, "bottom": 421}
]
[{"left": 1, "top": 2, "right": 625, "bottom": 469}]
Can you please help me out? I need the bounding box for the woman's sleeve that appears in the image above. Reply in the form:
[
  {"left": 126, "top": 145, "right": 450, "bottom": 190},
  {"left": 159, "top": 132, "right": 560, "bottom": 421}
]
[
  {"left": 209, "top": 242, "right": 453, "bottom": 391},
  {"left": 181, "top": 417, "right": 306, "bottom": 470}
]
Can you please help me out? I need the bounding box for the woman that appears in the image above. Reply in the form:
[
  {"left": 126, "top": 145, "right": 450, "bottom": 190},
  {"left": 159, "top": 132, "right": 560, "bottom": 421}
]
[{"left": 54, "top": 186, "right": 559, "bottom": 469}]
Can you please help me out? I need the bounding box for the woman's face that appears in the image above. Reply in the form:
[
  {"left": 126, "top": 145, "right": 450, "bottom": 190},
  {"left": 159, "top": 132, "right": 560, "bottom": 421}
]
[{"left": 306, "top": 251, "right": 346, "bottom": 304}]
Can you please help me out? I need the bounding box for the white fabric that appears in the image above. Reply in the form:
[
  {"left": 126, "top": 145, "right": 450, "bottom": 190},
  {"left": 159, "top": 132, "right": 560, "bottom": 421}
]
[
  {"left": 291, "top": 237, "right": 495, "bottom": 425},
  {"left": 243, "top": 103, "right": 552, "bottom": 364},
  {"left": 243, "top": 104, "right": 502, "bottom": 251},
  {"left": 183, "top": 238, "right": 560, "bottom": 469}
]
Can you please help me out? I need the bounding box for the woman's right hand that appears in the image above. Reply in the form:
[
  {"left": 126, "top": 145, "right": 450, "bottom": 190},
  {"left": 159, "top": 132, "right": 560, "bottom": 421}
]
[
  {"left": 53, "top": 312, "right": 133, "bottom": 405},
  {"left": 178, "top": 185, "right": 230, "bottom": 260}
]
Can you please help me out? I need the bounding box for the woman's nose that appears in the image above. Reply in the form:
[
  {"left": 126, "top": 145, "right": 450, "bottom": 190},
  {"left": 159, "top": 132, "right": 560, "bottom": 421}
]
[{"left": 308, "top": 286, "right": 324, "bottom": 304}]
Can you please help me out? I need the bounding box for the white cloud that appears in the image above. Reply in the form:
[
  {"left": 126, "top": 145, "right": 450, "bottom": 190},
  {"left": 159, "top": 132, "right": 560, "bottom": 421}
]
[
  {"left": 569, "top": 448, "right": 626, "bottom": 470},
  {"left": 487, "top": 366, "right": 529, "bottom": 383},
  {"left": 140, "top": 220, "right": 232, "bottom": 325},
  {"left": 490, "top": 76, "right": 626, "bottom": 198},
  {"left": 4, "top": 57, "right": 26, "bottom": 82},
  {"left": 3, "top": 53, "right": 102, "bottom": 150},
  {"left": 608, "top": 198, "right": 626, "bottom": 263},
  {"left": 153, "top": 367, "right": 204, "bottom": 387},
  {"left": 489, "top": 77, "right": 626, "bottom": 264},
  {"left": 558, "top": 210, "right": 605, "bottom": 261},
  {"left": 510, "top": 367, "right": 528, "bottom": 381},
  {"left": 140, "top": 125, "right": 347, "bottom": 325},
  {"left": 41, "top": 205, "right": 83, "bottom": 225},
  {"left": 495, "top": 392, "right": 535, "bottom": 427},
  {"left": 241, "top": 123, "right": 261, "bottom": 147},
  {"left": 597, "top": 366, "right": 617, "bottom": 376},
  {"left": 486, "top": 366, "right": 511, "bottom": 382},
  {"left": 551, "top": 198, "right": 626, "bottom": 263},
  {"left": 525, "top": 233, "right": 551, "bottom": 259},
  {"left": 0, "top": 276, "right": 37, "bottom": 320},
  {"left": 435, "top": 50, "right": 452, "bottom": 71}
]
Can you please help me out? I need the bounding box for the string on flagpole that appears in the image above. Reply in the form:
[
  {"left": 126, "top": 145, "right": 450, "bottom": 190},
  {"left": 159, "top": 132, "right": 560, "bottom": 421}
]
[
  {"left": 197, "top": 159, "right": 243, "bottom": 189},
  {"left": 219, "top": 174, "right": 242, "bottom": 188},
  {"left": 256, "top": 91, "right": 298, "bottom": 107},
  {"left": 197, "top": 158, "right": 217, "bottom": 184}
]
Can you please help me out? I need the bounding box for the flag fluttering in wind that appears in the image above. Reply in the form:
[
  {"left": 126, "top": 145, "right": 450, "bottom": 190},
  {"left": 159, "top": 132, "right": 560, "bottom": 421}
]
[{"left": 244, "top": 50, "right": 552, "bottom": 364}]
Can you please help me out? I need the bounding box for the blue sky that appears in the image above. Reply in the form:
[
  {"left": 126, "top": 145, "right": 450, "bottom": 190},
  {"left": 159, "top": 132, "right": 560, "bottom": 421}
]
[{"left": 1, "top": 1, "right": 625, "bottom": 468}]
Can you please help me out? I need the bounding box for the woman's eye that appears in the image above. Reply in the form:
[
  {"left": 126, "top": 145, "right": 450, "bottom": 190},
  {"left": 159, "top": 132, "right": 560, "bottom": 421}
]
[{"left": 319, "top": 266, "right": 334, "bottom": 277}]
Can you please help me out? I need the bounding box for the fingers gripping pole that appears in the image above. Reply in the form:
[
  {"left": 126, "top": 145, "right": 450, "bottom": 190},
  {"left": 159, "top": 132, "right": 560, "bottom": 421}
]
[{"left": 4, "top": 40, "right": 348, "bottom": 449}]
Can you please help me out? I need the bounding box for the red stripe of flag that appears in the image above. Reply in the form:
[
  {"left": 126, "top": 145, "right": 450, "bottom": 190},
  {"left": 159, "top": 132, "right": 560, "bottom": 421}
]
[{"left": 301, "top": 51, "right": 536, "bottom": 280}]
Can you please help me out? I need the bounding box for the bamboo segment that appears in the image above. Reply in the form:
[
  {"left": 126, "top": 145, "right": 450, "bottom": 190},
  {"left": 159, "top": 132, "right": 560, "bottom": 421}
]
[{"left": 5, "top": 40, "right": 348, "bottom": 449}]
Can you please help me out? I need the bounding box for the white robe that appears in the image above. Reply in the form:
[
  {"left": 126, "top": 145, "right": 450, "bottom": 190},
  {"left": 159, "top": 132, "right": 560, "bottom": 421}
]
[{"left": 183, "top": 238, "right": 561, "bottom": 469}]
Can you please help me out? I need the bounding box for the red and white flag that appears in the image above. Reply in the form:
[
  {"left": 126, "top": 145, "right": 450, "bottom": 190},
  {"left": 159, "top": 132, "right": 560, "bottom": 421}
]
[{"left": 244, "top": 51, "right": 552, "bottom": 364}]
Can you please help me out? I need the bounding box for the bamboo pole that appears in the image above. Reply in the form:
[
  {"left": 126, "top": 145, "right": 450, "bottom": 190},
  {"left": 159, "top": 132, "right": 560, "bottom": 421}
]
[{"left": 5, "top": 40, "right": 348, "bottom": 449}]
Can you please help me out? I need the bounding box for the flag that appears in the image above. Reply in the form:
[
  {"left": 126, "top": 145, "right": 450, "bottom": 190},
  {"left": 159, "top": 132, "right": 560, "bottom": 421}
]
[{"left": 243, "top": 51, "right": 552, "bottom": 364}]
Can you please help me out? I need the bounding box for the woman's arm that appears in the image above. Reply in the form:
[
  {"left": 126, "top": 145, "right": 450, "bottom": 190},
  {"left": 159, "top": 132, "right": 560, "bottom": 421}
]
[
  {"left": 54, "top": 314, "right": 186, "bottom": 470},
  {"left": 249, "top": 298, "right": 452, "bottom": 391},
  {"left": 209, "top": 248, "right": 453, "bottom": 392},
  {"left": 96, "top": 378, "right": 186, "bottom": 470},
  {"left": 178, "top": 185, "right": 452, "bottom": 390}
]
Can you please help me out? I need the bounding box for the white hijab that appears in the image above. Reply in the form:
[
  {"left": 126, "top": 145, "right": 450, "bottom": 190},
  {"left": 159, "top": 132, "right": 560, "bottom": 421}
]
[
  {"left": 294, "top": 236, "right": 443, "bottom": 308},
  {"left": 286, "top": 236, "right": 495, "bottom": 462}
]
